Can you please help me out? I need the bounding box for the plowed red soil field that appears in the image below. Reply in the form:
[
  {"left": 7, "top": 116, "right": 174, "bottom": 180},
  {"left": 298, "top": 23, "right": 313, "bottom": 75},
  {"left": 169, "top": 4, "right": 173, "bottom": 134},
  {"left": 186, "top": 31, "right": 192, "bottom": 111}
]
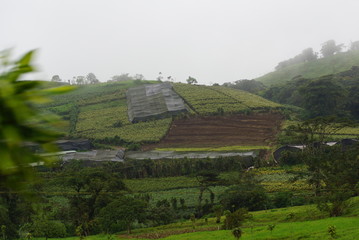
[{"left": 147, "top": 113, "right": 283, "bottom": 149}]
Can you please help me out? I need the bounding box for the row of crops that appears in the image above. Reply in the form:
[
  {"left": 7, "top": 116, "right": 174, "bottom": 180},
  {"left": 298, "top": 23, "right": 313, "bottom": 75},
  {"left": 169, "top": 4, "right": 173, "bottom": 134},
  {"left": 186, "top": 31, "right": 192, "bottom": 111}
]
[
  {"left": 123, "top": 167, "right": 310, "bottom": 208},
  {"left": 173, "top": 83, "right": 282, "bottom": 115},
  {"left": 42, "top": 80, "right": 172, "bottom": 143}
]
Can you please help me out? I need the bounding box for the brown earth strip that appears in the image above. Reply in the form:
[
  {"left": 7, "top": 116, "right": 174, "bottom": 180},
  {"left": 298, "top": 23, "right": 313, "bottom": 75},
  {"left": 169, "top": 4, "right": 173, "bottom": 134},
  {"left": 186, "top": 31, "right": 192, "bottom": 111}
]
[{"left": 145, "top": 113, "right": 283, "bottom": 150}]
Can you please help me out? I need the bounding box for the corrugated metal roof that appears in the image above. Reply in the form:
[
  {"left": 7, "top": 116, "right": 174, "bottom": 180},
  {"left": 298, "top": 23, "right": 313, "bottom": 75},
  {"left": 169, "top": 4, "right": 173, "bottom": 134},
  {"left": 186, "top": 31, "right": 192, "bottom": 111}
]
[{"left": 127, "top": 83, "right": 187, "bottom": 122}]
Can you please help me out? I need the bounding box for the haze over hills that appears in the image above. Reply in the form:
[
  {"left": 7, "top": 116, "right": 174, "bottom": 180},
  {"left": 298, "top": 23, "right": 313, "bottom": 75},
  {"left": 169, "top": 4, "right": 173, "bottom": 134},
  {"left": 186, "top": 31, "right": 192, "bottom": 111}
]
[{"left": 256, "top": 50, "right": 359, "bottom": 86}]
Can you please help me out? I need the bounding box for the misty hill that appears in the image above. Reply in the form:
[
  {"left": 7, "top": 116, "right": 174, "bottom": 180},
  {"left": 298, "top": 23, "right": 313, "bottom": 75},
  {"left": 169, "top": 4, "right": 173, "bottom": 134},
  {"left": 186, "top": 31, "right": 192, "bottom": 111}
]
[
  {"left": 256, "top": 50, "right": 359, "bottom": 86},
  {"left": 42, "top": 80, "right": 282, "bottom": 146}
]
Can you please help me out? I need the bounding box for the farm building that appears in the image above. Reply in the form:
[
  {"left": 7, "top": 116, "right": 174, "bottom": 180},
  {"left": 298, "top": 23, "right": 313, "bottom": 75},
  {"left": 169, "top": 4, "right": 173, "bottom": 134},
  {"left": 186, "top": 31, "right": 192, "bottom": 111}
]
[
  {"left": 126, "top": 83, "right": 187, "bottom": 122},
  {"left": 273, "top": 139, "right": 359, "bottom": 162}
]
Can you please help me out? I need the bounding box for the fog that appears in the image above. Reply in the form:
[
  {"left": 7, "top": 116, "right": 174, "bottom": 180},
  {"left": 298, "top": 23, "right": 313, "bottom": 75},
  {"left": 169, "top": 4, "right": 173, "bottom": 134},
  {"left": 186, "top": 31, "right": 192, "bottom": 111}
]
[{"left": 2, "top": 0, "right": 359, "bottom": 84}]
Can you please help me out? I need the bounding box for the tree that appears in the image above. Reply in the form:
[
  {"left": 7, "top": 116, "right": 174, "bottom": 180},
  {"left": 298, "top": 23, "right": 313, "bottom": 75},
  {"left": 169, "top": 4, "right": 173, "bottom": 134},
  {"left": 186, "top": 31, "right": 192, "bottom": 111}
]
[
  {"left": 148, "top": 201, "right": 176, "bottom": 226},
  {"left": 51, "top": 75, "right": 61, "bottom": 82},
  {"left": 111, "top": 73, "right": 133, "bottom": 82},
  {"left": 300, "top": 75, "right": 347, "bottom": 117},
  {"left": 61, "top": 165, "right": 127, "bottom": 235},
  {"left": 86, "top": 73, "right": 99, "bottom": 84},
  {"left": 212, "top": 205, "right": 223, "bottom": 223},
  {"left": 285, "top": 116, "right": 354, "bottom": 145},
  {"left": 196, "top": 170, "right": 220, "bottom": 216},
  {"left": 303, "top": 144, "right": 358, "bottom": 216},
  {"left": 31, "top": 217, "right": 66, "bottom": 240},
  {"left": 301, "top": 48, "right": 317, "bottom": 62},
  {"left": 75, "top": 76, "right": 86, "bottom": 85},
  {"left": 220, "top": 171, "right": 268, "bottom": 211},
  {"left": 232, "top": 227, "right": 242, "bottom": 240},
  {"left": 186, "top": 76, "right": 197, "bottom": 84},
  {"left": 223, "top": 208, "right": 249, "bottom": 230},
  {"left": 289, "top": 118, "right": 359, "bottom": 216},
  {"left": 349, "top": 41, "right": 359, "bottom": 51},
  {"left": 275, "top": 47, "right": 317, "bottom": 70},
  {"left": 98, "top": 196, "right": 148, "bottom": 234},
  {"left": 229, "top": 79, "right": 266, "bottom": 94},
  {"left": 320, "top": 40, "right": 343, "bottom": 57},
  {"left": 156, "top": 72, "right": 163, "bottom": 82},
  {"left": 133, "top": 74, "right": 145, "bottom": 81}
]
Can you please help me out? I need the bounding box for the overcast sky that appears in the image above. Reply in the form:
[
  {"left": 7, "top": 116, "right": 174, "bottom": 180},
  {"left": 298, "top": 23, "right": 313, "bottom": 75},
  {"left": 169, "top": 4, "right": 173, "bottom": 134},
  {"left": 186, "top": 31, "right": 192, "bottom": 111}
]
[{"left": 2, "top": 0, "right": 359, "bottom": 84}]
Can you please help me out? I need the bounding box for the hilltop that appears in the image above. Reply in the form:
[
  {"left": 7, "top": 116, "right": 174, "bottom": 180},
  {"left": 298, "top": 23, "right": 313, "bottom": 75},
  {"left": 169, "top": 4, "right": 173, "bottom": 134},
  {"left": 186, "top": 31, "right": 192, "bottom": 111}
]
[{"left": 255, "top": 50, "right": 359, "bottom": 86}]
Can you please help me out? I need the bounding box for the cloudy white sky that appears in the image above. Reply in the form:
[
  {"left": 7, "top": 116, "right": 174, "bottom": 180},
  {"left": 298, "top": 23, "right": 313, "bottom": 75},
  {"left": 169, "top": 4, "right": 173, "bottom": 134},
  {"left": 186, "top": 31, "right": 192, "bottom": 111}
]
[{"left": 2, "top": 0, "right": 359, "bottom": 84}]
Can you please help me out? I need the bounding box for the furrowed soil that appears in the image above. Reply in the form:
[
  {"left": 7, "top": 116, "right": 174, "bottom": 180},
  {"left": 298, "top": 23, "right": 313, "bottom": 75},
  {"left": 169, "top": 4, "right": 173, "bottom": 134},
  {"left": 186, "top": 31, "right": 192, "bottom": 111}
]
[{"left": 145, "top": 113, "right": 283, "bottom": 149}]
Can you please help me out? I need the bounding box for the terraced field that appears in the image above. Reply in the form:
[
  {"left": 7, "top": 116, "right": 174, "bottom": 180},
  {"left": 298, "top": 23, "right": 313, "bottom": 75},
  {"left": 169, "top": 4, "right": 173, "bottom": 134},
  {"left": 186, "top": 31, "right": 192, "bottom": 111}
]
[
  {"left": 42, "top": 81, "right": 283, "bottom": 145},
  {"left": 151, "top": 113, "right": 283, "bottom": 148},
  {"left": 173, "top": 83, "right": 281, "bottom": 115}
]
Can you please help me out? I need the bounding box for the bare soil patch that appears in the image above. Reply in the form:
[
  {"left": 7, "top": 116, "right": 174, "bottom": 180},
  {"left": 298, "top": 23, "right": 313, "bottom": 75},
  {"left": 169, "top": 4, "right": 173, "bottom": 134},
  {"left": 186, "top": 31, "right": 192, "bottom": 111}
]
[{"left": 145, "top": 113, "right": 283, "bottom": 150}]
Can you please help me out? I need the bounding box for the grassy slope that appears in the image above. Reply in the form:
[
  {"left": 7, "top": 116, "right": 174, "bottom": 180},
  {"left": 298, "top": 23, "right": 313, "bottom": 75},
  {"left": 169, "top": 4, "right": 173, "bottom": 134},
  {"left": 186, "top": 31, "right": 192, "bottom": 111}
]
[
  {"left": 43, "top": 80, "right": 173, "bottom": 143},
  {"left": 119, "top": 197, "right": 359, "bottom": 240},
  {"left": 159, "top": 217, "right": 359, "bottom": 240},
  {"left": 256, "top": 50, "right": 359, "bottom": 86},
  {"left": 34, "top": 197, "right": 359, "bottom": 240}
]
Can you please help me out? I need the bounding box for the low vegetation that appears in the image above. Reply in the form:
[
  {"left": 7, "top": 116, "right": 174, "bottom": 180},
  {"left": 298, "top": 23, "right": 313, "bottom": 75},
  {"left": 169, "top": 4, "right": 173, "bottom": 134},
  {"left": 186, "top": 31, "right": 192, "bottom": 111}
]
[
  {"left": 256, "top": 49, "right": 359, "bottom": 86},
  {"left": 173, "top": 83, "right": 281, "bottom": 115}
]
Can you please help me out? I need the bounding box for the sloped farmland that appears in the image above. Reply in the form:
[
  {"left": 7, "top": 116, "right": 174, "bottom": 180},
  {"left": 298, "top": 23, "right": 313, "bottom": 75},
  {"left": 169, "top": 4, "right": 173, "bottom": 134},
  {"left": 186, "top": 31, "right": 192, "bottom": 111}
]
[{"left": 152, "top": 113, "right": 283, "bottom": 148}]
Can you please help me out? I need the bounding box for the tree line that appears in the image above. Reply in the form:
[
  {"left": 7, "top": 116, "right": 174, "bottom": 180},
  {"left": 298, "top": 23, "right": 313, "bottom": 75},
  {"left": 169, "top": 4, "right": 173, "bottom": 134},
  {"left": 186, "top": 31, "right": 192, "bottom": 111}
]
[
  {"left": 275, "top": 39, "right": 359, "bottom": 71},
  {"left": 51, "top": 73, "right": 147, "bottom": 85},
  {"left": 223, "top": 67, "right": 359, "bottom": 120}
]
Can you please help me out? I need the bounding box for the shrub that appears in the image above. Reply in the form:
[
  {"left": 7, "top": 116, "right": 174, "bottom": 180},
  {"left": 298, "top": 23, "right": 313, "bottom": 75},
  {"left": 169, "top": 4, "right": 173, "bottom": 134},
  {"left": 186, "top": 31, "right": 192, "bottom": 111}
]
[
  {"left": 32, "top": 219, "right": 67, "bottom": 238},
  {"left": 223, "top": 208, "right": 249, "bottom": 230}
]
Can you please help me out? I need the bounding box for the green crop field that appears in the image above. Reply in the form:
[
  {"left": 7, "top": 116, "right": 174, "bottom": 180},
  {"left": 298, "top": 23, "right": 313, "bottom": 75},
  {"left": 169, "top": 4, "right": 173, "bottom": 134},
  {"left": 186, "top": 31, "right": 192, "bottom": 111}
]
[
  {"left": 122, "top": 167, "right": 311, "bottom": 209},
  {"left": 41, "top": 80, "right": 282, "bottom": 145},
  {"left": 42, "top": 80, "right": 174, "bottom": 143},
  {"left": 173, "top": 83, "right": 281, "bottom": 115},
  {"left": 211, "top": 86, "right": 281, "bottom": 109}
]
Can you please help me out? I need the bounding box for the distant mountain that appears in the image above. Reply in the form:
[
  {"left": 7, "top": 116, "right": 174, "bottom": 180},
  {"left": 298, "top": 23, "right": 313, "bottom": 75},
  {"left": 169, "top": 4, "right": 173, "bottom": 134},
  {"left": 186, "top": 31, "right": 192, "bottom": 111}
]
[{"left": 256, "top": 50, "right": 359, "bottom": 86}]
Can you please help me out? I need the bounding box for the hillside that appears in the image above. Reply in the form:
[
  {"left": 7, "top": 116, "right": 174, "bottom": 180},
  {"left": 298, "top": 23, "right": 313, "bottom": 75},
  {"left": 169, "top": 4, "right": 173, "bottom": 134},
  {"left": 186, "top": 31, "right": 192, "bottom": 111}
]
[
  {"left": 42, "top": 81, "right": 282, "bottom": 146},
  {"left": 116, "top": 197, "right": 359, "bottom": 240},
  {"left": 32, "top": 196, "right": 359, "bottom": 240},
  {"left": 256, "top": 50, "right": 359, "bottom": 86}
]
